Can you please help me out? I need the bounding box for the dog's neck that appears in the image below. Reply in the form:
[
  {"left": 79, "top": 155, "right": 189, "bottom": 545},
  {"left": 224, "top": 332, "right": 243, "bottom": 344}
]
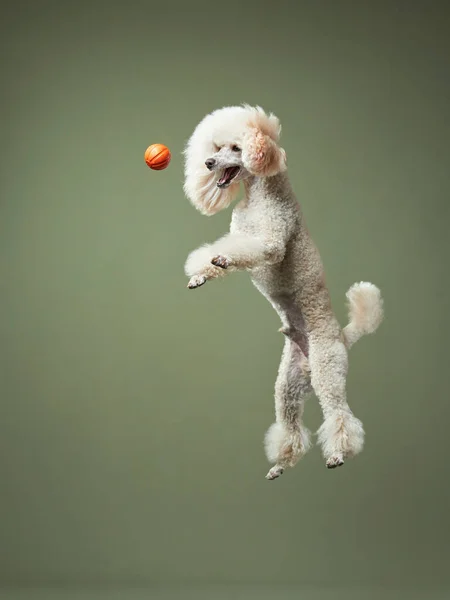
[{"left": 242, "top": 172, "right": 293, "bottom": 206}]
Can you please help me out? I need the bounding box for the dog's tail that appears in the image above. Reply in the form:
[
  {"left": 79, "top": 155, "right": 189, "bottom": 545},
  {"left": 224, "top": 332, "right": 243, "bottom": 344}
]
[{"left": 342, "top": 282, "right": 384, "bottom": 349}]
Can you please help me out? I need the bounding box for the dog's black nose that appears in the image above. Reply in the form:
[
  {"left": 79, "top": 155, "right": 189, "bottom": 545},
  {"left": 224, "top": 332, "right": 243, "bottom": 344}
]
[{"left": 205, "top": 158, "right": 216, "bottom": 170}]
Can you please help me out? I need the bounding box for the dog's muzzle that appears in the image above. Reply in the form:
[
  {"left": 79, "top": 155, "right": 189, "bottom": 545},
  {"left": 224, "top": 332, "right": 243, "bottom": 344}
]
[{"left": 217, "top": 166, "right": 240, "bottom": 188}]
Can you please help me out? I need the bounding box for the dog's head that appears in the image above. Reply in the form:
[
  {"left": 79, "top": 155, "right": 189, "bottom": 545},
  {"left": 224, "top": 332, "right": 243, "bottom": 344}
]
[{"left": 183, "top": 105, "right": 287, "bottom": 215}]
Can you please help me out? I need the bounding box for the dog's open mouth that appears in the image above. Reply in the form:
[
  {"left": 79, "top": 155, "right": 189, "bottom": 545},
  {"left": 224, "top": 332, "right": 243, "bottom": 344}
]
[{"left": 217, "top": 166, "right": 240, "bottom": 188}]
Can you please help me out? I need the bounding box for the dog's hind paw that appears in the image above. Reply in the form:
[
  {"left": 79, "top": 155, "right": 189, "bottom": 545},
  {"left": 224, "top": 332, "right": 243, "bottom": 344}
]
[
  {"left": 265, "top": 464, "right": 284, "bottom": 480},
  {"left": 326, "top": 455, "right": 345, "bottom": 469}
]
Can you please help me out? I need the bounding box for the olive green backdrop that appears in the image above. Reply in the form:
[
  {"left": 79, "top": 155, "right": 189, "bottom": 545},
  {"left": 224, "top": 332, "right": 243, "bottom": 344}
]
[{"left": 1, "top": 1, "right": 449, "bottom": 599}]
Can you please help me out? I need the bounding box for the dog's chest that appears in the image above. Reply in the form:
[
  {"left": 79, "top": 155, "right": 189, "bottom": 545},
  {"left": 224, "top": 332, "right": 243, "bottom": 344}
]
[{"left": 230, "top": 202, "right": 274, "bottom": 237}]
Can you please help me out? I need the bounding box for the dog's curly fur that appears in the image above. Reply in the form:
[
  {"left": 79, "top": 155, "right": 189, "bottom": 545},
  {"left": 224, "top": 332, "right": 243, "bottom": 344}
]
[{"left": 183, "top": 105, "right": 384, "bottom": 480}]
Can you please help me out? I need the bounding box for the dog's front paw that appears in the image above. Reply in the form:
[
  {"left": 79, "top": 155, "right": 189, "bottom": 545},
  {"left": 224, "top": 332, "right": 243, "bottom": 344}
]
[
  {"left": 211, "top": 255, "right": 231, "bottom": 269},
  {"left": 187, "top": 275, "right": 207, "bottom": 289}
]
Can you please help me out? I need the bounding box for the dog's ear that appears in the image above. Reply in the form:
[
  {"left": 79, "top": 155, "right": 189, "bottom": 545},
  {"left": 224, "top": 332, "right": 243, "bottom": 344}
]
[{"left": 242, "top": 127, "right": 287, "bottom": 177}]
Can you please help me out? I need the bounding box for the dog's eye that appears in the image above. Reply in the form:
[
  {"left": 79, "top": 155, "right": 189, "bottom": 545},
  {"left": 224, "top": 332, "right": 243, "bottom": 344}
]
[{"left": 232, "top": 145, "right": 241, "bottom": 152}]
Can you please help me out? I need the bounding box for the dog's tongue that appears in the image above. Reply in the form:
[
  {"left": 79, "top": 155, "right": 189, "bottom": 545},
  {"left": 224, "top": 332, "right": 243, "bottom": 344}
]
[{"left": 218, "top": 167, "right": 238, "bottom": 185}]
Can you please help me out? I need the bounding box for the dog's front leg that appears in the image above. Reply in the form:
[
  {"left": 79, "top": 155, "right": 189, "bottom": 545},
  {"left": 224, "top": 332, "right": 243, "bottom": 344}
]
[
  {"left": 185, "top": 233, "right": 284, "bottom": 289},
  {"left": 210, "top": 233, "right": 284, "bottom": 271},
  {"left": 185, "top": 243, "right": 225, "bottom": 289}
]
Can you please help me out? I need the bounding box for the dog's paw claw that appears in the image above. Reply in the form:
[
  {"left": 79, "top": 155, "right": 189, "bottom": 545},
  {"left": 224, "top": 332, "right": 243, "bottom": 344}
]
[
  {"left": 211, "top": 255, "right": 230, "bottom": 269},
  {"left": 187, "top": 275, "right": 207, "bottom": 289}
]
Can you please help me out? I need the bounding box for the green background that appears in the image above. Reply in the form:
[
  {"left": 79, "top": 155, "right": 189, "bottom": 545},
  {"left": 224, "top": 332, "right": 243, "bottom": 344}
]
[{"left": 1, "top": 1, "right": 449, "bottom": 599}]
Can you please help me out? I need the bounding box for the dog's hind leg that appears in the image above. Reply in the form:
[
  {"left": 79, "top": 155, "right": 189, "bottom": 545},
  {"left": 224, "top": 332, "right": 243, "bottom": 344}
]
[
  {"left": 308, "top": 332, "right": 365, "bottom": 468},
  {"left": 264, "top": 338, "right": 312, "bottom": 480}
]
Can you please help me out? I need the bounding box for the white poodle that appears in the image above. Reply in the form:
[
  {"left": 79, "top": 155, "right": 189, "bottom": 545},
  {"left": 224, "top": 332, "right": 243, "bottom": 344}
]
[{"left": 183, "top": 105, "right": 384, "bottom": 480}]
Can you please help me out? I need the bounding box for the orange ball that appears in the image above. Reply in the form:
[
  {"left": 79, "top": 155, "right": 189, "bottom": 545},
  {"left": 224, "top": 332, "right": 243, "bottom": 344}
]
[{"left": 144, "top": 144, "right": 171, "bottom": 170}]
